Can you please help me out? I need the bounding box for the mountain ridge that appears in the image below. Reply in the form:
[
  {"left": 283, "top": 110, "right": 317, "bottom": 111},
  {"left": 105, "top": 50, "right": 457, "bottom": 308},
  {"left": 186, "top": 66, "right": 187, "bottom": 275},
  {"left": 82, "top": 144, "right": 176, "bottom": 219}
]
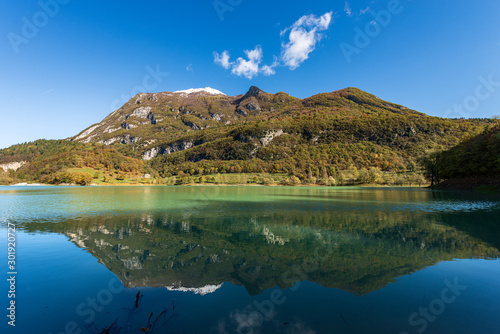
[
  {"left": 70, "top": 86, "right": 427, "bottom": 160},
  {"left": 0, "top": 86, "right": 494, "bottom": 185}
]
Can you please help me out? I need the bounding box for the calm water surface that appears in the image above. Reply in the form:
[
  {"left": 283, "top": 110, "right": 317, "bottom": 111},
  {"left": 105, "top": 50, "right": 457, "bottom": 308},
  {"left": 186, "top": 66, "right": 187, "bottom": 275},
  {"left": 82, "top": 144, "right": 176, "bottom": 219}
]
[{"left": 1, "top": 186, "right": 499, "bottom": 334}]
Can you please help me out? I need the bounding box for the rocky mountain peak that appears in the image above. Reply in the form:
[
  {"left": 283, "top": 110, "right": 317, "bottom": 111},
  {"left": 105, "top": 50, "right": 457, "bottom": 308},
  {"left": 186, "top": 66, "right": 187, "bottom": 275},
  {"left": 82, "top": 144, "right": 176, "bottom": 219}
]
[{"left": 246, "top": 86, "right": 263, "bottom": 97}]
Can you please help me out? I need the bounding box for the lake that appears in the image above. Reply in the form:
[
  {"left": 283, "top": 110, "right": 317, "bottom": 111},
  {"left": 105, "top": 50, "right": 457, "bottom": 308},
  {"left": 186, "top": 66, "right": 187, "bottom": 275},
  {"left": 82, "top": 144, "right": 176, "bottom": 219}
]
[{"left": 1, "top": 186, "right": 499, "bottom": 334}]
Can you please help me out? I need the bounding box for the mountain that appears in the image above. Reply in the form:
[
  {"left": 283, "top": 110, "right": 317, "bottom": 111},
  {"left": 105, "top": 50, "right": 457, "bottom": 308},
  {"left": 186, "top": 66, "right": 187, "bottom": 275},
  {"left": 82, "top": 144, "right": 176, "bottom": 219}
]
[
  {"left": 70, "top": 86, "right": 301, "bottom": 153},
  {"left": 0, "top": 86, "right": 495, "bottom": 185},
  {"left": 71, "top": 86, "right": 490, "bottom": 167},
  {"left": 70, "top": 86, "right": 429, "bottom": 159}
]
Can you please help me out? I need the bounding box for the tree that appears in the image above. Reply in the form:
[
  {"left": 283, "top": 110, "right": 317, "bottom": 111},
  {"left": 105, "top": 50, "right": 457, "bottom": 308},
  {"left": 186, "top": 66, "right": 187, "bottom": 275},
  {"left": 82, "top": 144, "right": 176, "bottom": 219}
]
[
  {"left": 72, "top": 172, "right": 93, "bottom": 186},
  {"left": 407, "top": 162, "right": 417, "bottom": 173},
  {"left": 419, "top": 152, "right": 442, "bottom": 186},
  {"left": 413, "top": 174, "right": 426, "bottom": 187},
  {"left": 328, "top": 166, "right": 337, "bottom": 177},
  {"left": 368, "top": 167, "right": 380, "bottom": 184},
  {"left": 337, "top": 173, "right": 344, "bottom": 186},
  {"left": 326, "top": 176, "right": 337, "bottom": 186},
  {"left": 322, "top": 167, "right": 328, "bottom": 182},
  {"left": 307, "top": 167, "right": 313, "bottom": 180}
]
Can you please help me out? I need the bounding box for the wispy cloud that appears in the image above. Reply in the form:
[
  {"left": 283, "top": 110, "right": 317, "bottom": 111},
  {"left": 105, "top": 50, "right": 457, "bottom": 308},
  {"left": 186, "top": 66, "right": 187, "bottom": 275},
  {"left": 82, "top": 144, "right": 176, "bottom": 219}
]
[
  {"left": 344, "top": 1, "right": 352, "bottom": 16},
  {"left": 345, "top": 3, "right": 370, "bottom": 18},
  {"left": 41, "top": 88, "right": 55, "bottom": 95},
  {"left": 214, "top": 50, "right": 232, "bottom": 70},
  {"left": 261, "top": 55, "right": 280, "bottom": 77},
  {"left": 280, "top": 11, "right": 333, "bottom": 70},
  {"left": 186, "top": 64, "right": 193, "bottom": 72},
  {"left": 213, "top": 11, "right": 333, "bottom": 79},
  {"left": 261, "top": 64, "right": 276, "bottom": 76}
]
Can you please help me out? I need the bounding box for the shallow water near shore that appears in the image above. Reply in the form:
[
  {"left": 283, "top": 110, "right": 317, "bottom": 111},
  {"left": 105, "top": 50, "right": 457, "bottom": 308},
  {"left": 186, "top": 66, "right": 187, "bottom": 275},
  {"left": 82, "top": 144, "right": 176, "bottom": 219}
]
[{"left": 1, "top": 186, "right": 499, "bottom": 333}]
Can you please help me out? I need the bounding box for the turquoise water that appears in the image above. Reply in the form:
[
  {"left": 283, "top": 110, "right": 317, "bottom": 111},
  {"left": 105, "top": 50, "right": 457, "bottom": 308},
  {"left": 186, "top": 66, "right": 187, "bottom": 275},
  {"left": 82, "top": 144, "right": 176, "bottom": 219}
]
[{"left": 1, "top": 186, "right": 499, "bottom": 333}]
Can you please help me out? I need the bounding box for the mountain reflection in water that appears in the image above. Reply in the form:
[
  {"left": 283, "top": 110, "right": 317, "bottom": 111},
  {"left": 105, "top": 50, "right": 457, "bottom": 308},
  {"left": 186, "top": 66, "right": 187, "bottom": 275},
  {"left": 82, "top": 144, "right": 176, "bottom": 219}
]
[{"left": 21, "top": 187, "right": 499, "bottom": 296}]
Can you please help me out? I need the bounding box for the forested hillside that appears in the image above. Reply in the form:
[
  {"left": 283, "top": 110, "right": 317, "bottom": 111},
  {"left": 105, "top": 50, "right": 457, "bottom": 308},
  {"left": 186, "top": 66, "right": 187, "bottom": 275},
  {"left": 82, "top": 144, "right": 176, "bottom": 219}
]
[
  {"left": 421, "top": 123, "right": 500, "bottom": 189},
  {"left": 0, "top": 87, "right": 495, "bottom": 186},
  {"left": 0, "top": 140, "right": 145, "bottom": 185}
]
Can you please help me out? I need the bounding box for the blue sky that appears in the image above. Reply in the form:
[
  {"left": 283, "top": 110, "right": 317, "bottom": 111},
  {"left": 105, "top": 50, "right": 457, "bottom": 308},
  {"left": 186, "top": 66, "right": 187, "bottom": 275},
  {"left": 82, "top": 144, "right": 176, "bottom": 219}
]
[{"left": 1, "top": 0, "right": 499, "bottom": 148}]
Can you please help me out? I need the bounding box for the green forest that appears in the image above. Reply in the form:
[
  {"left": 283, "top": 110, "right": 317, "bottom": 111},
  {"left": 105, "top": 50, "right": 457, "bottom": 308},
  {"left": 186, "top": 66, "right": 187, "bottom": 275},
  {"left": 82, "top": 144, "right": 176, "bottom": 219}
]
[{"left": 420, "top": 123, "right": 500, "bottom": 189}]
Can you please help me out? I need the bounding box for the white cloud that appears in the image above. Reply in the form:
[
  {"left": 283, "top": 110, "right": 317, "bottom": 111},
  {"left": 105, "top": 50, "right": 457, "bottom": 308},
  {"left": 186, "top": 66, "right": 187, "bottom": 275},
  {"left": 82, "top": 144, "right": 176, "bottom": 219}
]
[
  {"left": 186, "top": 64, "right": 193, "bottom": 72},
  {"left": 344, "top": 1, "right": 352, "bottom": 16},
  {"left": 213, "top": 11, "right": 333, "bottom": 78},
  {"left": 261, "top": 65, "right": 276, "bottom": 76},
  {"left": 231, "top": 46, "right": 263, "bottom": 79},
  {"left": 280, "top": 11, "right": 333, "bottom": 70},
  {"left": 261, "top": 56, "right": 279, "bottom": 76},
  {"left": 214, "top": 46, "right": 276, "bottom": 79},
  {"left": 213, "top": 50, "right": 232, "bottom": 69}
]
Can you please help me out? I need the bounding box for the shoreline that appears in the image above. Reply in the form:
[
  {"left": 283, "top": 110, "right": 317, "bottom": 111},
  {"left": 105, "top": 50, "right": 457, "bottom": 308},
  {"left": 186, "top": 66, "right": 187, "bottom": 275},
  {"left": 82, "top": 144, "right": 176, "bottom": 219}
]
[
  {"left": 432, "top": 176, "right": 500, "bottom": 191},
  {"left": 4, "top": 182, "right": 429, "bottom": 188},
  {"left": 6, "top": 182, "right": 498, "bottom": 192}
]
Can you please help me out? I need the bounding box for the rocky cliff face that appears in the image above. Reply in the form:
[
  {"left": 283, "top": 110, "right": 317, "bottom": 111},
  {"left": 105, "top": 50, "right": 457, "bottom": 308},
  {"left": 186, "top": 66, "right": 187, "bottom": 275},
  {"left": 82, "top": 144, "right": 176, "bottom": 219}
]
[
  {"left": 142, "top": 140, "right": 195, "bottom": 161},
  {"left": 0, "top": 161, "right": 26, "bottom": 171}
]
